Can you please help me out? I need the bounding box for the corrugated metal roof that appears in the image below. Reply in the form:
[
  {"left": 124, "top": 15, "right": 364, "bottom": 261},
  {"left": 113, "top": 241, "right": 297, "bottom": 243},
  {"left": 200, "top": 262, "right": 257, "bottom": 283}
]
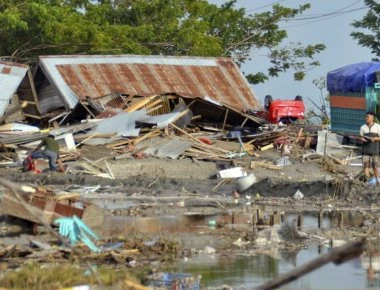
[
  {"left": 0, "top": 62, "right": 29, "bottom": 117},
  {"left": 38, "top": 55, "right": 261, "bottom": 112}
]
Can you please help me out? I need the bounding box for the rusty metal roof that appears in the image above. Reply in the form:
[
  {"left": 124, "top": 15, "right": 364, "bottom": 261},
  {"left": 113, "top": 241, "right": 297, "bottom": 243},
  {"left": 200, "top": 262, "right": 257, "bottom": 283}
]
[
  {"left": 0, "top": 62, "right": 29, "bottom": 117},
  {"left": 38, "top": 55, "right": 261, "bottom": 112}
]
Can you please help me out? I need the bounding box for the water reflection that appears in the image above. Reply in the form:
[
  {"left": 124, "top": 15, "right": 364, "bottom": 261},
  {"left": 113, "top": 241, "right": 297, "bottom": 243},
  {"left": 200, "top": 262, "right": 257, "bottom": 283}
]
[{"left": 171, "top": 245, "right": 379, "bottom": 289}]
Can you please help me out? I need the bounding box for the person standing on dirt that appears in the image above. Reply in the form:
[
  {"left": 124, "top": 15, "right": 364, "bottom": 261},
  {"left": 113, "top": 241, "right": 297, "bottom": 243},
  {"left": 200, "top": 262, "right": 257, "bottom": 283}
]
[
  {"left": 31, "top": 134, "right": 65, "bottom": 172},
  {"left": 360, "top": 111, "right": 380, "bottom": 184}
]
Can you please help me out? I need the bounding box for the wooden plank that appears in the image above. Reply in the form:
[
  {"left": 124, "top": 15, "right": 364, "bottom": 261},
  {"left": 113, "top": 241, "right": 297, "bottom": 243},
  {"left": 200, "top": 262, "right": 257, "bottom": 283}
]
[
  {"left": 251, "top": 161, "right": 281, "bottom": 170},
  {"left": 260, "top": 144, "right": 274, "bottom": 151},
  {"left": 125, "top": 95, "right": 157, "bottom": 112},
  {"left": 0, "top": 192, "right": 83, "bottom": 224}
]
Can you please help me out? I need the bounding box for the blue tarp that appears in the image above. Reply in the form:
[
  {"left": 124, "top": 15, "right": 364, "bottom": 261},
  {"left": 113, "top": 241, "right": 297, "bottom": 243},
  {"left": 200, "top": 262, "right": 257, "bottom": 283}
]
[{"left": 327, "top": 62, "right": 380, "bottom": 93}]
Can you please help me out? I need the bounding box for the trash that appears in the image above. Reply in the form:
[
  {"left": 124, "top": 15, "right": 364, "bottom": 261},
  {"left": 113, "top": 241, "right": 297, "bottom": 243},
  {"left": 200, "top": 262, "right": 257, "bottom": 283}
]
[
  {"left": 276, "top": 156, "right": 292, "bottom": 166},
  {"left": 231, "top": 190, "right": 240, "bottom": 199},
  {"left": 60, "top": 286, "right": 90, "bottom": 290},
  {"left": 64, "top": 133, "right": 76, "bottom": 151},
  {"left": 293, "top": 189, "right": 304, "bottom": 200},
  {"left": 55, "top": 215, "right": 100, "bottom": 253},
  {"left": 22, "top": 155, "right": 41, "bottom": 174},
  {"left": 260, "top": 143, "right": 274, "bottom": 151},
  {"left": 102, "top": 241, "right": 125, "bottom": 251},
  {"left": 236, "top": 173, "right": 257, "bottom": 191},
  {"left": 218, "top": 167, "right": 246, "bottom": 179},
  {"left": 255, "top": 225, "right": 281, "bottom": 246},
  {"left": 145, "top": 272, "right": 201, "bottom": 290},
  {"left": 367, "top": 177, "right": 380, "bottom": 186},
  {"left": 208, "top": 220, "right": 216, "bottom": 227},
  {"left": 232, "top": 238, "right": 249, "bottom": 247},
  {"left": 128, "top": 260, "right": 137, "bottom": 267},
  {"left": 204, "top": 246, "right": 216, "bottom": 255}
]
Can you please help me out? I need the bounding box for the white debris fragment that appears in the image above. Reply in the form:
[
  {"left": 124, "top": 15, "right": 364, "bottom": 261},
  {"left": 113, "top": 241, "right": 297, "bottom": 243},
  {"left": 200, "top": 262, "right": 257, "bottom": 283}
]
[{"left": 293, "top": 189, "right": 304, "bottom": 200}]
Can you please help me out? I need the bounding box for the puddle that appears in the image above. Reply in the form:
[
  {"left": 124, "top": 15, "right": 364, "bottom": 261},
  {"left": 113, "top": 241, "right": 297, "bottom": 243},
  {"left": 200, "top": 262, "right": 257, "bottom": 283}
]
[
  {"left": 169, "top": 246, "right": 380, "bottom": 289},
  {"left": 101, "top": 209, "right": 377, "bottom": 236}
]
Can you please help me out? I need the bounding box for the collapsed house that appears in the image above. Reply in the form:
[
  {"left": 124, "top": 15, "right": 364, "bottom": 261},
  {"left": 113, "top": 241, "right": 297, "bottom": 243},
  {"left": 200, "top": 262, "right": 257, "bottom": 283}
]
[
  {"left": 0, "top": 61, "right": 40, "bottom": 124},
  {"left": 30, "top": 55, "right": 265, "bottom": 128}
]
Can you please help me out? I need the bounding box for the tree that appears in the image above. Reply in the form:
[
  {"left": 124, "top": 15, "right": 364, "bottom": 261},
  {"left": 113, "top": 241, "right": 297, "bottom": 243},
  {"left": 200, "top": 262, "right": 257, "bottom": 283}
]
[
  {"left": 351, "top": 0, "right": 380, "bottom": 59},
  {"left": 0, "top": 0, "right": 325, "bottom": 84},
  {"left": 307, "top": 77, "right": 329, "bottom": 125}
]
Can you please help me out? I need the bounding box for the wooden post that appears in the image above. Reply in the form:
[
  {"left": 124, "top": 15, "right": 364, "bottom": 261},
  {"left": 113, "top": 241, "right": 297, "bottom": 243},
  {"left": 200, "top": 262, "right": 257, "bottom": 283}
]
[
  {"left": 297, "top": 214, "right": 303, "bottom": 228},
  {"left": 222, "top": 108, "right": 229, "bottom": 131},
  {"left": 318, "top": 211, "right": 323, "bottom": 229},
  {"left": 241, "top": 117, "right": 249, "bottom": 127},
  {"left": 256, "top": 209, "right": 262, "bottom": 225},
  {"left": 252, "top": 213, "right": 257, "bottom": 237},
  {"left": 270, "top": 213, "right": 275, "bottom": 226},
  {"left": 338, "top": 212, "right": 344, "bottom": 228}
]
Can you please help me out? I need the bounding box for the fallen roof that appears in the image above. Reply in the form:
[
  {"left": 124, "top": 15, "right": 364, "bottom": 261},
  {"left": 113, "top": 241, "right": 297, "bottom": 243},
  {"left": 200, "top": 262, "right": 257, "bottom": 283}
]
[
  {"left": 0, "top": 62, "right": 29, "bottom": 117},
  {"left": 38, "top": 55, "right": 261, "bottom": 112}
]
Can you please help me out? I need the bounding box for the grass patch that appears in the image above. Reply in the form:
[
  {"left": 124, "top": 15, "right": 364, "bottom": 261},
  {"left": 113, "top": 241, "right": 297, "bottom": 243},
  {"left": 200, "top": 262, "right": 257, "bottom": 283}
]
[{"left": 0, "top": 263, "right": 133, "bottom": 289}]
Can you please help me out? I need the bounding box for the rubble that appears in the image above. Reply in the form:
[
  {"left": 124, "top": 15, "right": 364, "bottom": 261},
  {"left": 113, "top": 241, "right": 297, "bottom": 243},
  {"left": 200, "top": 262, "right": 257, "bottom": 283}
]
[{"left": 0, "top": 55, "right": 378, "bottom": 289}]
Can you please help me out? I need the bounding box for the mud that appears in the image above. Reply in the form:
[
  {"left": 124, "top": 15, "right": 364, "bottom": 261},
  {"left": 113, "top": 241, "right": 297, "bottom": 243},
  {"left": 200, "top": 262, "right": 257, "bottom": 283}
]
[{"left": 0, "top": 150, "right": 379, "bottom": 289}]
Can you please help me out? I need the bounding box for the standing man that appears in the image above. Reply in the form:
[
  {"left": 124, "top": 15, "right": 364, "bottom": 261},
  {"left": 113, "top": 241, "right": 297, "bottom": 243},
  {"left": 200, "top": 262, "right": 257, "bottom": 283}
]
[
  {"left": 31, "top": 134, "right": 65, "bottom": 172},
  {"left": 360, "top": 111, "right": 380, "bottom": 185}
]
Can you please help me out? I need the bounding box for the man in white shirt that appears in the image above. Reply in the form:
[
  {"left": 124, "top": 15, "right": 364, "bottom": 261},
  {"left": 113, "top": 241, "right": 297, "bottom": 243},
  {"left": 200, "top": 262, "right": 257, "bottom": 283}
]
[{"left": 360, "top": 111, "right": 380, "bottom": 185}]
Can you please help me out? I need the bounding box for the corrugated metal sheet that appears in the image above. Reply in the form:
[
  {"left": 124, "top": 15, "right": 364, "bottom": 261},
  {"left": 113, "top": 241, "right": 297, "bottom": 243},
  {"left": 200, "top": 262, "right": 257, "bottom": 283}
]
[
  {"left": 38, "top": 55, "right": 261, "bottom": 112},
  {"left": 138, "top": 136, "right": 193, "bottom": 159},
  {"left": 0, "top": 62, "right": 28, "bottom": 116}
]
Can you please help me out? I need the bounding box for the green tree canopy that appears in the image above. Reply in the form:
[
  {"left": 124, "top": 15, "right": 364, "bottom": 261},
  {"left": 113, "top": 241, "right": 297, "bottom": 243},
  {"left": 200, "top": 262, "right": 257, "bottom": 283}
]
[
  {"left": 351, "top": 0, "right": 380, "bottom": 60},
  {"left": 0, "top": 0, "right": 325, "bottom": 83}
]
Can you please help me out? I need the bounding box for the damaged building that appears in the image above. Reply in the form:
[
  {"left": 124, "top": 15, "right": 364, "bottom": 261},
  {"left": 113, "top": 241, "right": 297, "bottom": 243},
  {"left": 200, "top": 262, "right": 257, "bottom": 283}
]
[{"left": 30, "top": 55, "right": 265, "bottom": 129}]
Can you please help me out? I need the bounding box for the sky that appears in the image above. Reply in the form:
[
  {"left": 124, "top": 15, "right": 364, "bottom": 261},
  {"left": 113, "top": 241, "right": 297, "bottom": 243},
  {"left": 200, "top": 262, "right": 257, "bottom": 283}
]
[{"left": 210, "top": 0, "right": 374, "bottom": 110}]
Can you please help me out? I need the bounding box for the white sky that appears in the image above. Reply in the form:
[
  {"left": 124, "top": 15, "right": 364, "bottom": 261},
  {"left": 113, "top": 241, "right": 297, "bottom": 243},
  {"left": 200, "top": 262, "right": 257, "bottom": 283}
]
[{"left": 210, "top": 0, "right": 374, "bottom": 108}]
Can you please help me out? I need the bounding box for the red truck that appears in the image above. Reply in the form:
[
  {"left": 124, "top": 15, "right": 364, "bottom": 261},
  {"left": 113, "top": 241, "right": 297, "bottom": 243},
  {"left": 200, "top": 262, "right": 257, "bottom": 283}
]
[{"left": 263, "top": 95, "right": 305, "bottom": 124}]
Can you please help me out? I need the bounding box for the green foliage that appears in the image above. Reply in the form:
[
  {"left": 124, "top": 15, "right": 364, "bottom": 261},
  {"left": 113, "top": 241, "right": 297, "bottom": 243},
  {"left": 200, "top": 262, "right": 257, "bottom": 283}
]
[
  {"left": 0, "top": 0, "right": 325, "bottom": 83},
  {"left": 351, "top": 0, "right": 380, "bottom": 59}
]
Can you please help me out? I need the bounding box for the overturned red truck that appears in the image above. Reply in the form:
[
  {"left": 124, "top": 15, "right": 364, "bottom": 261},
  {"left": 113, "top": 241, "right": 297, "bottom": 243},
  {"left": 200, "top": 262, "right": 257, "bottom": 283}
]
[{"left": 260, "top": 95, "right": 305, "bottom": 124}]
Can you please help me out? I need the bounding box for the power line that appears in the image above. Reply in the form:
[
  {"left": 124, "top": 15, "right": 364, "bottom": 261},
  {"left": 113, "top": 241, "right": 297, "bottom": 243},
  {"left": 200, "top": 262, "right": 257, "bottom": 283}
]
[
  {"left": 225, "top": 0, "right": 368, "bottom": 52},
  {"left": 282, "top": 6, "right": 367, "bottom": 29},
  {"left": 286, "top": 0, "right": 363, "bottom": 21},
  {"left": 246, "top": 0, "right": 288, "bottom": 13}
]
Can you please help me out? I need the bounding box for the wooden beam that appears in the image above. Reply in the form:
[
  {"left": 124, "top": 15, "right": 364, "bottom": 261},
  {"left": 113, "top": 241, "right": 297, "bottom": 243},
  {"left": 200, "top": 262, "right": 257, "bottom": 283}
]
[
  {"left": 222, "top": 108, "right": 229, "bottom": 131},
  {"left": 23, "top": 113, "right": 42, "bottom": 119}
]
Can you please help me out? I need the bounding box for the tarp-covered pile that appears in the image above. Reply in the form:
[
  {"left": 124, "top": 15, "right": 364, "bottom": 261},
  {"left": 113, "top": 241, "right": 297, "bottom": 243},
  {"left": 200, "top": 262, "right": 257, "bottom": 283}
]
[{"left": 327, "top": 62, "right": 380, "bottom": 93}]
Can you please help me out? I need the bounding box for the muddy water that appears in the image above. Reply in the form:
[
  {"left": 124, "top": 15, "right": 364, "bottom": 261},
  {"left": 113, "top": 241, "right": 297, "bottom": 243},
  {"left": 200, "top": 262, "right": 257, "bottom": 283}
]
[
  {"left": 100, "top": 209, "right": 379, "bottom": 289},
  {"left": 171, "top": 247, "right": 380, "bottom": 289}
]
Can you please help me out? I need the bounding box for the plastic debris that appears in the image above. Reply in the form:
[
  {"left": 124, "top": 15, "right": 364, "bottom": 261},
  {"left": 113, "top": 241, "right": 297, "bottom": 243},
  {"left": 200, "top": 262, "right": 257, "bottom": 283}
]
[
  {"left": 55, "top": 215, "right": 100, "bottom": 253},
  {"left": 293, "top": 189, "right": 304, "bottom": 200},
  {"left": 204, "top": 246, "right": 216, "bottom": 255},
  {"left": 276, "top": 156, "right": 292, "bottom": 166},
  {"left": 367, "top": 177, "right": 380, "bottom": 186},
  {"left": 128, "top": 260, "right": 137, "bottom": 267},
  {"left": 60, "top": 286, "right": 90, "bottom": 290},
  {"left": 232, "top": 238, "right": 249, "bottom": 247},
  {"left": 208, "top": 219, "right": 216, "bottom": 228},
  {"left": 102, "top": 241, "right": 125, "bottom": 251},
  {"left": 218, "top": 167, "right": 246, "bottom": 178},
  {"left": 237, "top": 173, "right": 257, "bottom": 191},
  {"left": 145, "top": 272, "right": 201, "bottom": 290}
]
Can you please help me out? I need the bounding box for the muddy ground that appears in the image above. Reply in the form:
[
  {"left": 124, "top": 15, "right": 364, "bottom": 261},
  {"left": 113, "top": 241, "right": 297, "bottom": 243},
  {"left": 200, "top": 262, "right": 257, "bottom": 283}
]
[{"left": 0, "top": 146, "right": 379, "bottom": 289}]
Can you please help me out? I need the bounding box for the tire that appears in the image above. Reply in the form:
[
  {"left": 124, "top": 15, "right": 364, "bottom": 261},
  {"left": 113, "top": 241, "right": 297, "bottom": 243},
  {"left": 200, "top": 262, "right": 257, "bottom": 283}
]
[
  {"left": 264, "top": 95, "right": 273, "bottom": 109},
  {"left": 295, "top": 95, "right": 303, "bottom": 102}
]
